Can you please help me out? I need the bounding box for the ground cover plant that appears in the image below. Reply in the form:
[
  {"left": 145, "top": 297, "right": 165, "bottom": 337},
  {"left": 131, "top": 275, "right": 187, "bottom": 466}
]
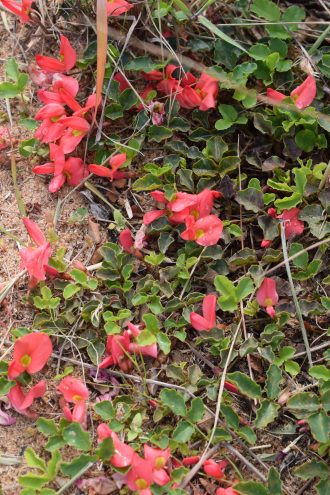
[{"left": 0, "top": 0, "right": 329, "bottom": 494}]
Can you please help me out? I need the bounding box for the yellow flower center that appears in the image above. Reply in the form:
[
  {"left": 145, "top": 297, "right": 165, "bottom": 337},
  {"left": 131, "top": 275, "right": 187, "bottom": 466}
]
[
  {"left": 135, "top": 479, "right": 148, "bottom": 489},
  {"left": 72, "top": 394, "right": 82, "bottom": 402},
  {"left": 195, "top": 229, "right": 205, "bottom": 239},
  {"left": 72, "top": 130, "right": 82, "bottom": 137},
  {"left": 20, "top": 354, "right": 32, "bottom": 367},
  {"left": 190, "top": 209, "right": 199, "bottom": 220},
  {"left": 265, "top": 298, "right": 273, "bottom": 307},
  {"left": 155, "top": 456, "right": 165, "bottom": 469}
]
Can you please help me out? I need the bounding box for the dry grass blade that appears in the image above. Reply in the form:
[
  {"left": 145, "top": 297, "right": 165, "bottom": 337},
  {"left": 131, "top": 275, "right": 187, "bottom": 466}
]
[{"left": 94, "top": 0, "right": 108, "bottom": 126}]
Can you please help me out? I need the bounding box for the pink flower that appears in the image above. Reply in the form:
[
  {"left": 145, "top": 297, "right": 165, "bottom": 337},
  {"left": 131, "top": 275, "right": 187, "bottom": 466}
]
[
  {"left": 280, "top": 208, "right": 304, "bottom": 239},
  {"left": 190, "top": 294, "right": 217, "bottom": 332},
  {"left": 19, "top": 218, "right": 52, "bottom": 286},
  {"left": 256, "top": 278, "right": 279, "bottom": 318},
  {"left": 156, "top": 64, "right": 182, "bottom": 95},
  {"left": 8, "top": 380, "right": 46, "bottom": 418},
  {"left": 8, "top": 332, "right": 52, "bottom": 379},
  {"left": 267, "top": 74, "right": 316, "bottom": 110},
  {"left": 181, "top": 215, "right": 223, "bottom": 246},
  {"left": 97, "top": 424, "right": 135, "bottom": 467},
  {"left": 58, "top": 377, "right": 89, "bottom": 424},
  {"left": 0, "top": 127, "right": 9, "bottom": 150},
  {"left": 148, "top": 101, "right": 165, "bottom": 126},
  {"left": 126, "top": 322, "right": 158, "bottom": 359},
  {"left": 119, "top": 229, "right": 142, "bottom": 258},
  {"left": 182, "top": 456, "right": 200, "bottom": 466},
  {"left": 106, "top": 0, "right": 133, "bottom": 16},
  {"left": 144, "top": 445, "right": 170, "bottom": 486},
  {"left": 36, "top": 35, "right": 76, "bottom": 73},
  {"left": 88, "top": 153, "right": 127, "bottom": 180},
  {"left": 203, "top": 459, "right": 227, "bottom": 479},
  {"left": 38, "top": 75, "right": 80, "bottom": 112},
  {"left": 125, "top": 453, "right": 155, "bottom": 492}
]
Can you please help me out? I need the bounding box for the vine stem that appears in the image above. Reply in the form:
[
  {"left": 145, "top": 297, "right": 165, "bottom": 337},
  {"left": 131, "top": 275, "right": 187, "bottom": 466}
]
[
  {"left": 179, "top": 247, "right": 206, "bottom": 300},
  {"left": 280, "top": 223, "right": 312, "bottom": 367}
]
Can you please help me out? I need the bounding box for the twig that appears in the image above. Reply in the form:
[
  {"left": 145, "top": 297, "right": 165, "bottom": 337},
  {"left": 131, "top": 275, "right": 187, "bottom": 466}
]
[
  {"left": 56, "top": 461, "right": 94, "bottom": 494},
  {"left": 280, "top": 223, "right": 312, "bottom": 367}
]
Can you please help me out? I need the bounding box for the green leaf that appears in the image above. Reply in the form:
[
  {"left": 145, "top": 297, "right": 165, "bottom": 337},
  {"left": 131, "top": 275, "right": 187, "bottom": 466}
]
[
  {"left": 295, "top": 460, "right": 329, "bottom": 480},
  {"left": 96, "top": 437, "right": 114, "bottom": 461},
  {"left": 18, "top": 474, "right": 48, "bottom": 489},
  {"left": 236, "top": 277, "right": 254, "bottom": 301},
  {"left": 309, "top": 365, "right": 330, "bottom": 381},
  {"left": 267, "top": 467, "right": 282, "bottom": 495},
  {"left": 63, "top": 283, "right": 81, "bottom": 299},
  {"left": 157, "top": 332, "right": 171, "bottom": 355},
  {"left": 46, "top": 450, "right": 61, "bottom": 480},
  {"left": 308, "top": 412, "right": 330, "bottom": 443},
  {"left": 214, "top": 275, "right": 236, "bottom": 298},
  {"left": 265, "top": 364, "right": 282, "bottom": 399},
  {"left": 118, "top": 88, "right": 138, "bottom": 110},
  {"left": 0, "top": 377, "right": 15, "bottom": 395},
  {"left": 24, "top": 447, "right": 47, "bottom": 472},
  {"left": 295, "top": 129, "right": 316, "bottom": 152},
  {"left": 284, "top": 360, "right": 300, "bottom": 377},
  {"left": 172, "top": 420, "right": 195, "bottom": 442},
  {"left": 0, "top": 82, "right": 20, "bottom": 98},
  {"left": 274, "top": 192, "right": 302, "bottom": 209},
  {"left": 289, "top": 243, "right": 308, "bottom": 269},
  {"left": 6, "top": 58, "right": 19, "bottom": 82},
  {"left": 254, "top": 399, "right": 280, "bottom": 428},
  {"left": 236, "top": 188, "right": 264, "bottom": 212},
  {"left": 226, "top": 372, "right": 262, "bottom": 399},
  {"left": 251, "top": 0, "right": 281, "bottom": 21},
  {"left": 94, "top": 401, "right": 115, "bottom": 420},
  {"left": 62, "top": 423, "right": 91, "bottom": 451},
  {"left": 60, "top": 454, "right": 95, "bottom": 477},
  {"left": 136, "top": 329, "right": 157, "bottom": 346},
  {"left": 287, "top": 392, "right": 320, "bottom": 418},
  {"left": 105, "top": 103, "right": 123, "bottom": 120},
  {"left": 159, "top": 389, "right": 187, "bottom": 416},
  {"left": 234, "top": 480, "right": 268, "bottom": 495},
  {"left": 187, "top": 398, "right": 205, "bottom": 422},
  {"left": 148, "top": 125, "right": 173, "bottom": 143},
  {"left": 133, "top": 174, "right": 163, "bottom": 191}
]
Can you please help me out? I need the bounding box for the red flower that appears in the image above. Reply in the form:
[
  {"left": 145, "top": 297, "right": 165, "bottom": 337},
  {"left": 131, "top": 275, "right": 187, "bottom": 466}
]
[
  {"left": 125, "top": 453, "right": 155, "bottom": 492},
  {"left": 203, "top": 459, "right": 227, "bottom": 479},
  {"left": 190, "top": 294, "right": 217, "bottom": 332},
  {"left": 256, "top": 277, "right": 279, "bottom": 318},
  {"left": 127, "top": 322, "right": 158, "bottom": 359},
  {"left": 34, "top": 103, "right": 67, "bottom": 144},
  {"left": 177, "top": 72, "right": 219, "bottom": 111},
  {"left": 1, "top": 0, "right": 32, "bottom": 23},
  {"left": 33, "top": 144, "right": 88, "bottom": 192},
  {"left": 97, "top": 423, "right": 135, "bottom": 467},
  {"left": 261, "top": 239, "right": 271, "bottom": 248},
  {"left": 279, "top": 208, "right": 304, "bottom": 239},
  {"left": 58, "top": 376, "right": 89, "bottom": 424},
  {"left": 58, "top": 116, "right": 90, "bottom": 154},
  {"left": 114, "top": 73, "right": 130, "bottom": 92},
  {"left": 99, "top": 332, "right": 132, "bottom": 372},
  {"left": 88, "top": 153, "right": 127, "bottom": 180},
  {"left": 8, "top": 332, "right": 52, "bottom": 379},
  {"left": 182, "top": 455, "right": 200, "bottom": 466},
  {"left": 19, "top": 218, "right": 52, "bottom": 285},
  {"left": 36, "top": 35, "right": 76, "bottom": 73},
  {"left": 119, "top": 229, "right": 142, "bottom": 258},
  {"left": 157, "top": 65, "right": 182, "bottom": 95},
  {"left": 106, "top": 0, "right": 133, "bottom": 16},
  {"left": 144, "top": 445, "right": 171, "bottom": 486},
  {"left": 216, "top": 488, "right": 239, "bottom": 495},
  {"left": 267, "top": 74, "right": 316, "bottom": 110},
  {"left": 8, "top": 380, "right": 46, "bottom": 418},
  {"left": 181, "top": 215, "right": 223, "bottom": 246},
  {"left": 38, "top": 75, "right": 80, "bottom": 112}
]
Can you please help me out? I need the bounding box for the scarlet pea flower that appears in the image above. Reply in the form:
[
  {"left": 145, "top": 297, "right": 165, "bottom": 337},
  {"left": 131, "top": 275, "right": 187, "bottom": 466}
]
[
  {"left": 280, "top": 208, "right": 304, "bottom": 239},
  {"left": 256, "top": 278, "right": 279, "bottom": 318},
  {"left": 144, "top": 445, "right": 171, "bottom": 485},
  {"left": 58, "top": 376, "right": 89, "bottom": 424},
  {"left": 114, "top": 73, "right": 130, "bottom": 92},
  {"left": 125, "top": 453, "right": 155, "bottom": 492},
  {"left": 190, "top": 294, "right": 217, "bottom": 332},
  {"left": 8, "top": 380, "right": 46, "bottom": 418},
  {"left": 58, "top": 116, "right": 90, "bottom": 154},
  {"left": 33, "top": 144, "right": 88, "bottom": 192},
  {"left": 127, "top": 322, "right": 158, "bottom": 359},
  {"left": 19, "top": 218, "right": 52, "bottom": 286},
  {"left": 267, "top": 74, "right": 316, "bottom": 110},
  {"left": 203, "top": 459, "right": 227, "bottom": 479},
  {"left": 97, "top": 423, "right": 135, "bottom": 467},
  {"left": 1, "top": 0, "right": 32, "bottom": 23},
  {"left": 119, "top": 229, "right": 142, "bottom": 258},
  {"left": 181, "top": 214, "right": 223, "bottom": 246},
  {"left": 261, "top": 239, "right": 271, "bottom": 248},
  {"left": 8, "top": 332, "right": 52, "bottom": 379},
  {"left": 177, "top": 72, "right": 219, "bottom": 111},
  {"left": 36, "top": 35, "right": 76, "bottom": 73},
  {"left": 99, "top": 332, "right": 132, "bottom": 372},
  {"left": 38, "top": 75, "right": 80, "bottom": 112},
  {"left": 106, "top": 0, "right": 133, "bottom": 16},
  {"left": 182, "top": 455, "right": 200, "bottom": 466},
  {"left": 216, "top": 488, "right": 239, "bottom": 495},
  {"left": 88, "top": 153, "right": 127, "bottom": 181}
]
